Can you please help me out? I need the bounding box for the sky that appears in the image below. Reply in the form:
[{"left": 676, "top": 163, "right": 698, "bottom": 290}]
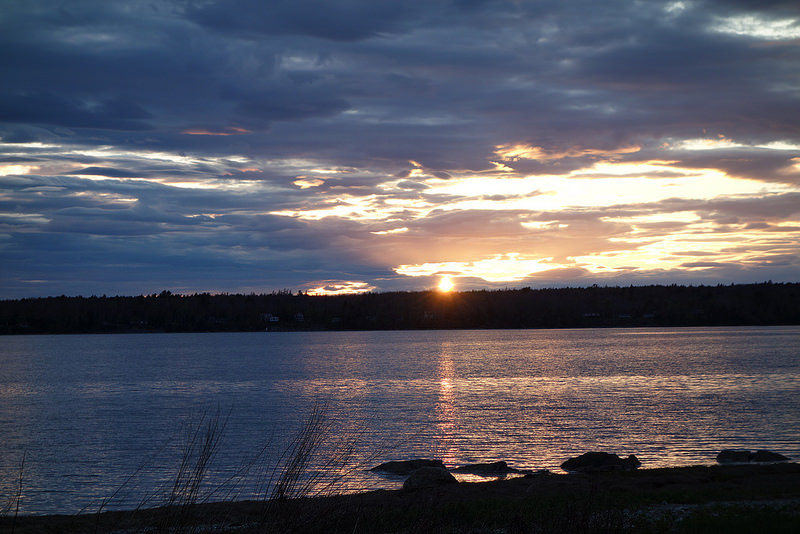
[{"left": 1, "top": 0, "right": 799, "bottom": 298}]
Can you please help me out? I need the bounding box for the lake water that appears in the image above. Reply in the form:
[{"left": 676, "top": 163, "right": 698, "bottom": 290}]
[{"left": 1, "top": 326, "right": 799, "bottom": 515}]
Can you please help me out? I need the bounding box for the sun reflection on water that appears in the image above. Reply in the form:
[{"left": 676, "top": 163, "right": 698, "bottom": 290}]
[{"left": 435, "top": 342, "right": 459, "bottom": 466}]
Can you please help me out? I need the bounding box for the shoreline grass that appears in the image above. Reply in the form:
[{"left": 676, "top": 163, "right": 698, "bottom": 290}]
[
  {"left": 1, "top": 403, "right": 378, "bottom": 533},
  {"left": 2, "top": 463, "right": 799, "bottom": 533}
]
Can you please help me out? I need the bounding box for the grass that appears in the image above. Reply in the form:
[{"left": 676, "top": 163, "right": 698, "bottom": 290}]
[
  {"left": 146, "top": 408, "right": 229, "bottom": 533},
  {"left": 3, "top": 464, "right": 800, "bottom": 533},
  {"left": 0, "top": 402, "right": 370, "bottom": 533}
]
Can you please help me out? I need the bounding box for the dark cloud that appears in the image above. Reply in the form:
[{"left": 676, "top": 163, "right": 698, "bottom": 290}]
[
  {"left": 0, "top": 93, "right": 152, "bottom": 130},
  {"left": 66, "top": 166, "right": 142, "bottom": 178},
  {"left": 671, "top": 150, "right": 800, "bottom": 185},
  {"left": 704, "top": 0, "right": 800, "bottom": 13},
  {"left": 186, "top": 0, "right": 418, "bottom": 42},
  {"left": 701, "top": 193, "right": 800, "bottom": 220},
  {"left": 232, "top": 88, "right": 349, "bottom": 126},
  {"left": 396, "top": 180, "right": 429, "bottom": 191}
]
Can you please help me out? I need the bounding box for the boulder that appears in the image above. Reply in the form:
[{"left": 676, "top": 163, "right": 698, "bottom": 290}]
[
  {"left": 560, "top": 452, "right": 641, "bottom": 473},
  {"left": 523, "top": 469, "right": 552, "bottom": 478},
  {"left": 717, "top": 449, "right": 791, "bottom": 464},
  {"left": 751, "top": 450, "right": 791, "bottom": 463},
  {"left": 370, "top": 459, "right": 445, "bottom": 476},
  {"left": 402, "top": 467, "right": 458, "bottom": 491},
  {"left": 716, "top": 449, "right": 753, "bottom": 464},
  {"left": 451, "top": 461, "right": 526, "bottom": 476}
]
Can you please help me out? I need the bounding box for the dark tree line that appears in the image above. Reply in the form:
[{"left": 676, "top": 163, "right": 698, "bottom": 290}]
[{"left": 1, "top": 282, "right": 799, "bottom": 335}]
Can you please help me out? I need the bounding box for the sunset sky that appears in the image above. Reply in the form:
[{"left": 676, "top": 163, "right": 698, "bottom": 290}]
[{"left": 1, "top": 0, "right": 799, "bottom": 298}]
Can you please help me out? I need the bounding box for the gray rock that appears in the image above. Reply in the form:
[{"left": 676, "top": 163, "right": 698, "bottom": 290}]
[
  {"left": 402, "top": 467, "right": 458, "bottom": 491},
  {"left": 451, "top": 461, "right": 526, "bottom": 476},
  {"left": 560, "top": 452, "right": 641, "bottom": 473},
  {"left": 716, "top": 449, "right": 753, "bottom": 464},
  {"left": 523, "top": 469, "right": 552, "bottom": 478},
  {"left": 717, "top": 449, "right": 791, "bottom": 464},
  {"left": 370, "top": 459, "right": 445, "bottom": 476},
  {"left": 751, "top": 450, "right": 791, "bottom": 463}
]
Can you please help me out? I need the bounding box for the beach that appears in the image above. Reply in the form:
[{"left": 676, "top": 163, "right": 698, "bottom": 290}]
[{"left": 3, "top": 462, "right": 799, "bottom": 533}]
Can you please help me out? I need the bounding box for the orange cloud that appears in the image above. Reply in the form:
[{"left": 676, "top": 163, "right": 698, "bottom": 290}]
[
  {"left": 181, "top": 127, "right": 251, "bottom": 136},
  {"left": 495, "top": 143, "right": 640, "bottom": 162},
  {"left": 307, "top": 280, "right": 376, "bottom": 295},
  {"left": 293, "top": 177, "right": 326, "bottom": 189}
]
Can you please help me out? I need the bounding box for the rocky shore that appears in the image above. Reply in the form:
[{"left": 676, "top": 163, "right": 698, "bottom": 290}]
[{"left": 3, "top": 461, "right": 799, "bottom": 533}]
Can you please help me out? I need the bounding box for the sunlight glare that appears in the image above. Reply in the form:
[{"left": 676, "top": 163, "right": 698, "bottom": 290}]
[
  {"left": 398, "top": 254, "right": 556, "bottom": 283},
  {"left": 438, "top": 276, "right": 455, "bottom": 293},
  {"left": 0, "top": 164, "right": 38, "bottom": 176}
]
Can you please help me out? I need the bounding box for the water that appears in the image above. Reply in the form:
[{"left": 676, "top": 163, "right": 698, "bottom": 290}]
[{"left": 1, "top": 326, "right": 799, "bottom": 515}]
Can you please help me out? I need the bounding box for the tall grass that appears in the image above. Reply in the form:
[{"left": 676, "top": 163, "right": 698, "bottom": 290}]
[
  {"left": 269, "top": 402, "right": 358, "bottom": 501},
  {"left": 106, "top": 402, "right": 365, "bottom": 533},
  {"left": 148, "top": 408, "right": 229, "bottom": 533},
  {"left": 258, "top": 402, "right": 369, "bottom": 530},
  {"left": 2, "top": 404, "right": 370, "bottom": 533}
]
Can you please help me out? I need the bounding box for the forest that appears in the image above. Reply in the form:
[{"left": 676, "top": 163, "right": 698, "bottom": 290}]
[{"left": 1, "top": 282, "right": 798, "bottom": 335}]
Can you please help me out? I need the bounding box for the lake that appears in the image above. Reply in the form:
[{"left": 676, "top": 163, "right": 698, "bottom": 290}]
[{"left": 1, "top": 326, "right": 799, "bottom": 515}]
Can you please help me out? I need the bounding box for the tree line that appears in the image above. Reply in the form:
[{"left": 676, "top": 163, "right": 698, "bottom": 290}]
[{"left": 1, "top": 282, "right": 798, "bottom": 335}]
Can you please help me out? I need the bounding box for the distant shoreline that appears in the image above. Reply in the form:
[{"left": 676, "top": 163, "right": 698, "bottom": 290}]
[
  {"left": 4, "top": 323, "right": 800, "bottom": 337},
  {"left": 2, "top": 282, "right": 799, "bottom": 335}
]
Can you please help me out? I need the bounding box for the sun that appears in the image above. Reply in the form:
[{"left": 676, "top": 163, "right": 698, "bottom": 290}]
[{"left": 438, "top": 276, "right": 455, "bottom": 293}]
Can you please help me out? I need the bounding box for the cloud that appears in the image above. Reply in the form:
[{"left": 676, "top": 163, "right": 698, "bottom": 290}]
[
  {"left": 1, "top": 0, "right": 799, "bottom": 297},
  {"left": 0, "top": 93, "right": 152, "bottom": 130},
  {"left": 186, "top": 0, "right": 417, "bottom": 42},
  {"left": 66, "top": 166, "right": 143, "bottom": 178}
]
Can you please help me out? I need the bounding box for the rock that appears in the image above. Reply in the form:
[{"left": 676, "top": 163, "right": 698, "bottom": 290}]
[
  {"left": 402, "top": 467, "right": 458, "bottom": 491},
  {"left": 560, "top": 452, "right": 641, "bottom": 473},
  {"left": 717, "top": 449, "right": 791, "bottom": 464},
  {"left": 451, "top": 461, "right": 526, "bottom": 476},
  {"left": 370, "top": 459, "right": 445, "bottom": 476},
  {"left": 523, "top": 469, "right": 552, "bottom": 478},
  {"left": 751, "top": 450, "right": 791, "bottom": 463},
  {"left": 716, "top": 449, "right": 753, "bottom": 464}
]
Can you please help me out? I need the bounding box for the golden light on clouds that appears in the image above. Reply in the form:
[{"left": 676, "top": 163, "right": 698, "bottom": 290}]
[
  {"left": 13, "top": 137, "right": 796, "bottom": 293},
  {"left": 268, "top": 149, "right": 795, "bottom": 226},
  {"left": 397, "top": 254, "right": 556, "bottom": 283},
  {"left": 494, "top": 143, "right": 640, "bottom": 162},
  {"left": 271, "top": 195, "right": 403, "bottom": 220},
  {"left": 293, "top": 177, "right": 326, "bottom": 189},
  {"left": 307, "top": 281, "right": 376, "bottom": 296},
  {"left": 670, "top": 136, "right": 800, "bottom": 152},
  {"left": 0, "top": 164, "right": 39, "bottom": 176},
  {"left": 181, "top": 127, "right": 251, "bottom": 136},
  {"left": 426, "top": 175, "right": 536, "bottom": 198},
  {"left": 572, "top": 221, "right": 800, "bottom": 274},
  {"left": 422, "top": 166, "right": 783, "bottom": 214},
  {"left": 256, "top": 142, "right": 800, "bottom": 287},
  {"left": 371, "top": 227, "right": 409, "bottom": 235}
]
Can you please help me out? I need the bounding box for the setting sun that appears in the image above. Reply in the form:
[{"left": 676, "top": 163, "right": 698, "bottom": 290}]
[{"left": 438, "top": 276, "right": 455, "bottom": 292}]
